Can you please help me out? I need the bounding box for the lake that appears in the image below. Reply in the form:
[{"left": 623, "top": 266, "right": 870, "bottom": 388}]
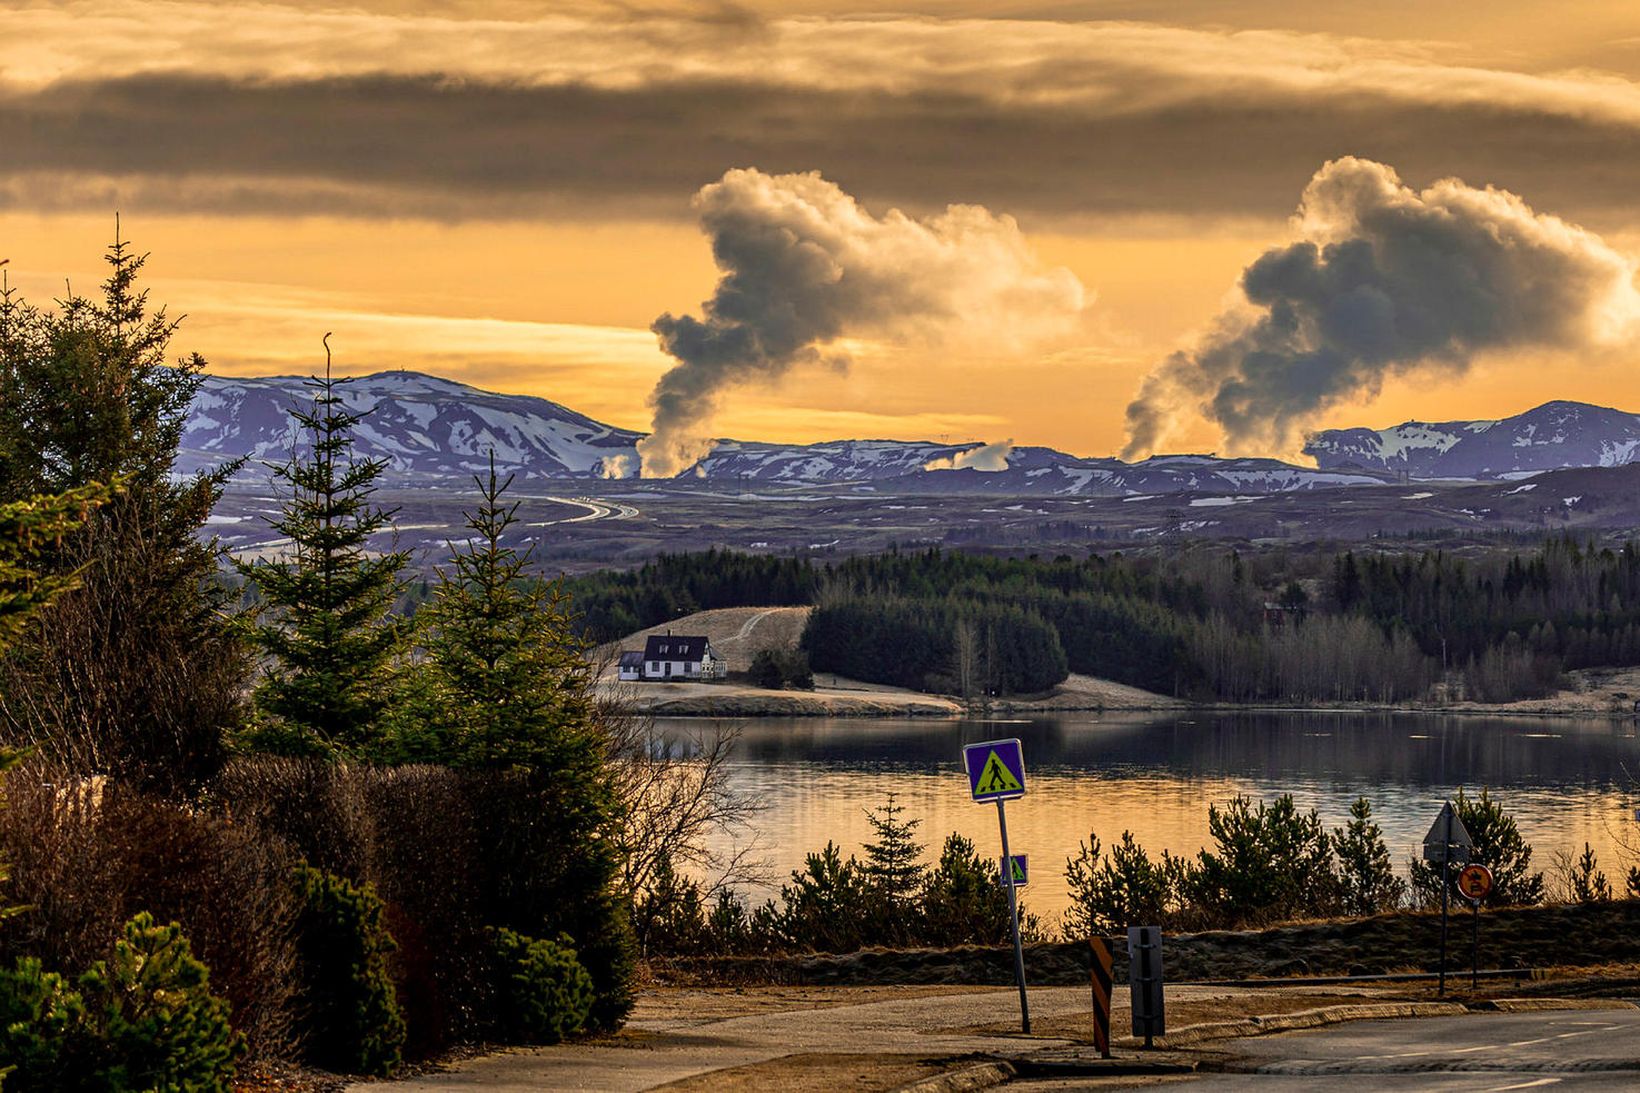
[{"left": 651, "top": 711, "right": 1640, "bottom": 921}]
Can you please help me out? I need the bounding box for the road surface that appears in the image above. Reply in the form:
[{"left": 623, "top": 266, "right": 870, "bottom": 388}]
[{"left": 1044, "top": 1008, "right": 1640, "bottom": 1092}]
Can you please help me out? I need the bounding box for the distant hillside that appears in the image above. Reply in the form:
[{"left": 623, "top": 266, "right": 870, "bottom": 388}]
[{"left": 1305, "top": 400, "right": 1640, "bottom": 479}]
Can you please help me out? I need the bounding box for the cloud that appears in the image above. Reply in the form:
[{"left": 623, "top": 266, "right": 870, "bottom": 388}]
[
  {"left": 11, "top": 7, "right": 1640, "bottom": 222},
  {"left": 636, "top": 169, "right": 1084, "bottom": 476},
  {"left": 1121, "top": 158, "right": 1640, "bottom": 458},
  {"left": 922, "top": 438, "right": 1015, "bottom": 472}
]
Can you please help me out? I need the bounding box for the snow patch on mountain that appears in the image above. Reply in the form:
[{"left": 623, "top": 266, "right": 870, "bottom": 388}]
[{"left": 1306, "top": 400, "right": 1640, "bottom": 479}]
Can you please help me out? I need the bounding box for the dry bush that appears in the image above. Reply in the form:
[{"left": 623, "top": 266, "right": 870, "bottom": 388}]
[
  {"left": 364, "top": 765, "right": 488, "bottom": 1053},
  {"left": 0, "top": 758, "right": 301, "bottom": 1059},
  {"left": 216, "top": 757, "right": 376, "bottom": 881}
]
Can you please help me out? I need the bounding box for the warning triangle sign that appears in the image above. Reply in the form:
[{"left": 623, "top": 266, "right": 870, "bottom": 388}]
[
  {"left": 976, "top": 751, "right": 1023, "bottom": 795},
  {"left": 1010, "top": 858, "right": 1026, "bottom": 883}
]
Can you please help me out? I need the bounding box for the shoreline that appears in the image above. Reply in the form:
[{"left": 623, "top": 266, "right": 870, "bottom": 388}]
[{"left": 612, "top": 686, "right": 1640, "bottom": 721}]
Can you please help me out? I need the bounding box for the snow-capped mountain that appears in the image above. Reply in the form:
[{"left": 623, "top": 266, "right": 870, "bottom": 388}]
[
  {"left": 183, "top": 370, "right": 1384, "bottom": 494},
  {"left": 1305, "top": 401, "right": 1640, "bottom": 479},
  {"left": 182, "top": 371, "right": 642, "bottom": 479}
]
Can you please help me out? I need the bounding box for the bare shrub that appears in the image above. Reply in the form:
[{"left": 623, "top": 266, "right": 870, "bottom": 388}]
[
  {"left": 216, "top": 757, "right": 376, "bottom": 881},
  {"left": 604, "top": 711, "right": 765, "bottom": 920},
  {"left": 0, "top": 758, "right": 301, "bottom": 1059}
]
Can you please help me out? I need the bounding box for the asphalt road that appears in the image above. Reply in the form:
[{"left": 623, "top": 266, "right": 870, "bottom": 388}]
[{"left": 1103, "top": 1008, "right": 1640, "bottom": 1092}]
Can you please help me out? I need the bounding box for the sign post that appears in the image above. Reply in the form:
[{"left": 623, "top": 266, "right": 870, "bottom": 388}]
[
  {"left": 1457, "top": 863, "right": 1493, "bottom": 990},
  {"left": 1422, "top": 801, "right": 1473, "bottom": 996},
  {"left": 1127, "top": 926, "right": 1165, "bottom": 1048},
  {"left": 963, "top": 738, "right": 1029, "bottom": 1034}
]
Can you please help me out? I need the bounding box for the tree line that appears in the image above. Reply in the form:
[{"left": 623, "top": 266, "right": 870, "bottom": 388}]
[
  {"left": 643, "top": 788, "right": 1639, "bottom": 958},
  {"left": 569, "top": 541, "right": 1640, "bottom": 702}
]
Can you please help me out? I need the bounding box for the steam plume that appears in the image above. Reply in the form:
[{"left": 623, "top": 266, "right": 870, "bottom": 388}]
[
  {"left": 638, "top": 169, "right": 1084, "bottom": 476},
  {"left": 1122, "top": 157, "right": 1640, "bottom": 459},
  {"left": 923, "top": 439, "right": 1014, "bottom": 472},
  {"left": 598, "top": 454, "right": 636, "bottom": 480}
]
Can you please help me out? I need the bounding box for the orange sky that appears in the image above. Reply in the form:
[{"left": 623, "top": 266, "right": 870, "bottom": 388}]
[{"left": 7, "top": 1, "right": 1640, "bottom": 460}]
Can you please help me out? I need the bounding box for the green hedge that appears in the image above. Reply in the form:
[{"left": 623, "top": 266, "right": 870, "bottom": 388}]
[
  {"left": 488, "top": 928, "right": 594, "bottom": 1044},
  {"left": 291, "top": 864, "right": 406, "bottom": 1076}
]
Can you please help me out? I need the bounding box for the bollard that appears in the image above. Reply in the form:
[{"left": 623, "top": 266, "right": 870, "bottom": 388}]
[{"left": 1089, "top": 936, "right": 1114, "bottom": 1058}]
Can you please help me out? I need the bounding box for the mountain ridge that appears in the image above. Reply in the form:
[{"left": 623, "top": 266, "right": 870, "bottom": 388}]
[{"left": 186, "top": 370, "right": 1640, "bottom": 494}]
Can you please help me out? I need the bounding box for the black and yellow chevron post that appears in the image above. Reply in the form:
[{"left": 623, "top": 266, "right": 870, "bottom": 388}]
[{"left": 1089, "top": 935, "right": 1114, "bottom": 1058}]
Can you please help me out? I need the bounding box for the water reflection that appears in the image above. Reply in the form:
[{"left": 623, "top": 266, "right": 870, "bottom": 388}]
[{"left": 653, "top": 712, "right": 1640, "bottom": 920}]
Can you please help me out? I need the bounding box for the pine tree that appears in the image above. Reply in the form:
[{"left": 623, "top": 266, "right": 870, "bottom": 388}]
[
  {"left": 0, "top": 234, "right": 248, "bottom": 792},
  {"left": 858, "top": 793, "right": 927, "bottom": 942},
  {"left": 1331, "top": 797, "right": 1405, "bottom": 916},
  {"left": 1569, "top": 843, "right": 1612, "bottom": 903},
  {"left": 236, "top": 341, "right": 409, "bottom": 757},
  {"left": 406, "top": 454, "right": 597, "bottom": 770}
]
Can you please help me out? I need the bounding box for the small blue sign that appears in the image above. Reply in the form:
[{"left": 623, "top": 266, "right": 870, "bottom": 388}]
[
  {"left": 998, "top": 854, "right": 1029, "bottom": 888},
  {"left": 963, "top": 738, "right": 1026, "bottom": 802}
]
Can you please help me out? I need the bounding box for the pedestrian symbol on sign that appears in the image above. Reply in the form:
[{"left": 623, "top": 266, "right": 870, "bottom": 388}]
[{"left": 977, "top": 751, "right": 1023, "bottom": 796}]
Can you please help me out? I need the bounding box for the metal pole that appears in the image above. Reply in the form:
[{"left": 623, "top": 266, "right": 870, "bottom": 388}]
[
  {"left": 1438, "top": 808, "right": 1451, "bottom": 997},
  {"left": 996, "top": 799, "right": 1030, "bottom": 1034},
  {"left": 1471, "top": 901, "right": 1480, "bottom": 991}
]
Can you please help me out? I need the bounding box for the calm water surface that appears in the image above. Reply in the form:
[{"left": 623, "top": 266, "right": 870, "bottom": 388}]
[{"left": 651, "top": 711, "right": 1640, "bottom": 920}]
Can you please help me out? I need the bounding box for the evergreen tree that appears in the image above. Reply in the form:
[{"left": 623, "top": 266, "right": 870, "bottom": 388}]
[
  {"left": 921, "top": 832, "right": 1011, "bottom": 945},
  {"left": 1187, "top": 795, "right": 1339, "bottom": 926},
  {"left": 235, "top": 342, "right": 409, "bottom": 757},
  {"left": 404, "top": 455, "right": 597, "bottom": 770},
  {"left": 777, "top": 842, "right": 875, "bottom": 953},
  {"left": 1569, "top": 843, "right": 1612, "bottom": 903},
  {"left": 410, "top": 458, "right": 636, "bottom": 1028},
  {"left": 1064, "top": 830, "right": 1174, "bottom": 937},
  {"left": 0, "top": 235, "right": 248, "bottom": 793},
  {"left": 858, "top": 794, "right": 926, "bottom": 942},
  {"left": 1331, "top": 797, "right": 1405, "bottom": 916}
]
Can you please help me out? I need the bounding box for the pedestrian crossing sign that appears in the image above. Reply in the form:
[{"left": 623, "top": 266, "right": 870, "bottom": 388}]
[{"left": 963, "top": 738, "right": 1026, "bottom": 802}]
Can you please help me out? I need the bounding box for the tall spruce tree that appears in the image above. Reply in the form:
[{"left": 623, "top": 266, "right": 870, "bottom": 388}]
[
  {"left": 406, "top": 455, "right": 635, "bottom": 1027},
  {"left": 235, "top": 342, "right": 409, "bottom": 757},
  {"left": 406, "top": 454, "right": 598, "bottom": 770},
  {"left": 0, "top": 234, "right": 249, "bottom": 792}
]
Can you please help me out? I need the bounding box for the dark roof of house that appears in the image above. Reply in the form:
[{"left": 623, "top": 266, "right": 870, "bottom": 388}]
[
  {"left": 643, "top": 634, "right": 712, "bottom": 660},
  {"left": 618, "top": 651, "right": 645, "bottom": 667}
]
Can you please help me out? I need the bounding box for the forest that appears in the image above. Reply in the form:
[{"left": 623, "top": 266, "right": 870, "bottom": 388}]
[{"left": 568, "top": 539, "right": 1640, "bottom": 701}]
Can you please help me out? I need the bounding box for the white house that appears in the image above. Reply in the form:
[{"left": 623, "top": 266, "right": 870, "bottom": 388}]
[
  {"left": 639, "top": 633, "right": 725, "bottom": 681},
  {"left": 617, "top": 650, "right": 645, "bottom": 681}
]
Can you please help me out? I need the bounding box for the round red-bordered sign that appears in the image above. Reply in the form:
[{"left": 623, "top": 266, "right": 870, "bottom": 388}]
[{"left": 1456, "top": 863, "right": 1494, "bottom": 903}]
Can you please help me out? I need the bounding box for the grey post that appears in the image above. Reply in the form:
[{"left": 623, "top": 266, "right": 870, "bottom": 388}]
[
  {"left": 996, "top": 799, "right": 1030, "bottom": 1033},
  {"left": 1439, "top": 805, "right": 1451, "bottom": 995}
]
